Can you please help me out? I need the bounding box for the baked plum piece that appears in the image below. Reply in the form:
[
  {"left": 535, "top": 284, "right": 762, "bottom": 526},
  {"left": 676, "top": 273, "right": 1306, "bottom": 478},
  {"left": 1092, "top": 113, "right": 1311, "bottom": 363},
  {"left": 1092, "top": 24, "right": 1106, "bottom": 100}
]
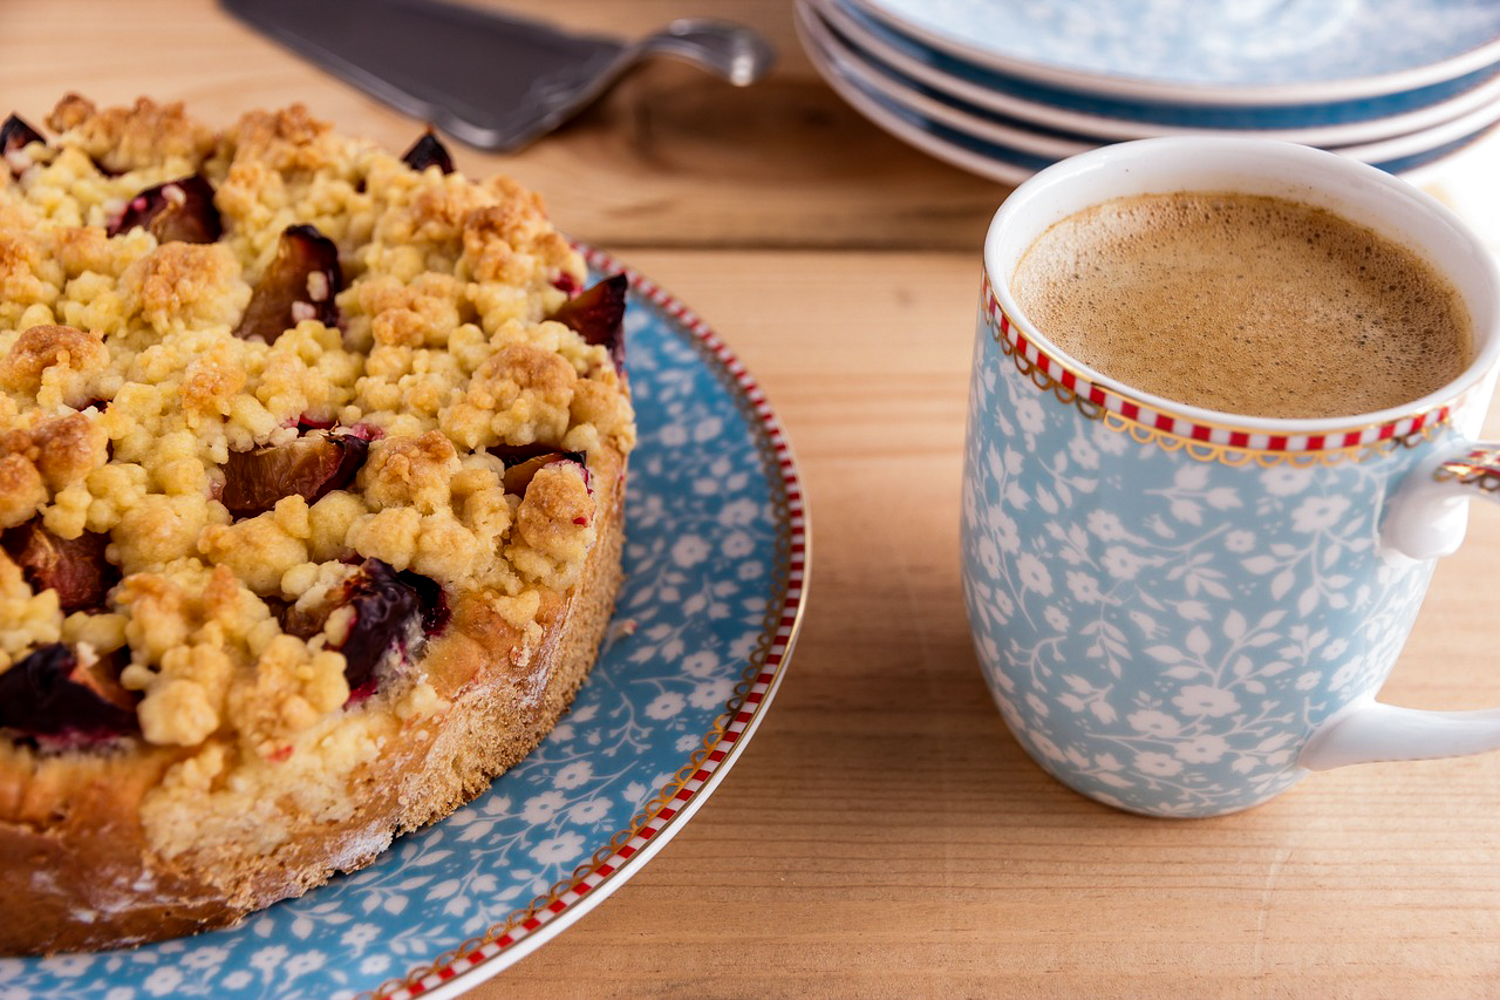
[
  {"left": 1, "top": 113, "right": 45, "bottom": 177},
  {"left": 0, "top": 644, "right": 137, "bottom": 745},
  {"left": 548, "top": 274, "right": 627, "bottom": 372},
  {"left": 494, "top": 449, "right": 590, "bottom": 495},
  {"left": 234, "top": 224, "right": 342, "bottom": 343},
  {"left": 220, "top": 430, "right": 369, "bottom": 518},
  {"left": 107, "top": 174, "right": 222, "bottom": 244},
  {"left": 2, "top": 519, "right": 117, "bottom": 613},
  {"left": 282, "top": 559, "right": 448, "bottom": 703},
  {"left": 401, "top": 130, "right": 454, "bottom": 174}
]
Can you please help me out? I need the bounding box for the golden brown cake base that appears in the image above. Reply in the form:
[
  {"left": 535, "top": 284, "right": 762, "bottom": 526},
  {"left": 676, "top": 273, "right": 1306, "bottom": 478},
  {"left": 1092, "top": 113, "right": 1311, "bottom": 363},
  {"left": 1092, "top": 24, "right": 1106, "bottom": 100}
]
[{"left": 0, "top": 449, "right": 625, "bottom": 955}]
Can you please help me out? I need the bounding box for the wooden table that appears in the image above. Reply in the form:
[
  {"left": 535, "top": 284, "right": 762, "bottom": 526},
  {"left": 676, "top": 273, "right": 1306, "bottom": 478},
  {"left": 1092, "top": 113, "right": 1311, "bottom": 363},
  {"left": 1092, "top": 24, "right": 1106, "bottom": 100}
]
[{"left": 7, "top": 1, "right": 1500, "bottom": 996}]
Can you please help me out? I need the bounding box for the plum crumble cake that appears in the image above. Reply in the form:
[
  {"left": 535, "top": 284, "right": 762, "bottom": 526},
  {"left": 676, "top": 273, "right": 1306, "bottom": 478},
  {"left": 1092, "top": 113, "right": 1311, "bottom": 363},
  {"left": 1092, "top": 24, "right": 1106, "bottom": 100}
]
[{"left": 0, "top": 96, "right": 635, "bottom": 954}]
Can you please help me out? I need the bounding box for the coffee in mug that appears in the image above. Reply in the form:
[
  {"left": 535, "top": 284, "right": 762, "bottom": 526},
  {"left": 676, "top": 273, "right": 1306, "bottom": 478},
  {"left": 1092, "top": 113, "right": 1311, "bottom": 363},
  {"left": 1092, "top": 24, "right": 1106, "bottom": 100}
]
[{"left": 1009, "top": 191, "right": 1472, "bottom": 419}]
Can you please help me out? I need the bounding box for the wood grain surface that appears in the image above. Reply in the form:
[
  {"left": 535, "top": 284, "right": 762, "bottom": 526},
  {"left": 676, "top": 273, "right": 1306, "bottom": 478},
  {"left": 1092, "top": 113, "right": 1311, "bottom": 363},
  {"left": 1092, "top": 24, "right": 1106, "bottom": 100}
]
[{"left": 5, "top": 1, "right": 1500, "bottom": 997}]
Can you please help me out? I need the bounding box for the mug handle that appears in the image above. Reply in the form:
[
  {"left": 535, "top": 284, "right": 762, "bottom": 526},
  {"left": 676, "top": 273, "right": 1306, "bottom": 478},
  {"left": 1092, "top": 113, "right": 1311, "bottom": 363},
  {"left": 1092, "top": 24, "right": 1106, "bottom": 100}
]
[{"left": 1300, "top": 441, "right": 1500, "bottom": 771}]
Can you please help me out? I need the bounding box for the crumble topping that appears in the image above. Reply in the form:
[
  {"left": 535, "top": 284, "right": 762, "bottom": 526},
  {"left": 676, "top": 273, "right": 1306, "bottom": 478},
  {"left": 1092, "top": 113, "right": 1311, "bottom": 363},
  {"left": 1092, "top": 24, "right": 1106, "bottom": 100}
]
[{"left": 0, "top": 96, "right": 634, "bottom": 764}]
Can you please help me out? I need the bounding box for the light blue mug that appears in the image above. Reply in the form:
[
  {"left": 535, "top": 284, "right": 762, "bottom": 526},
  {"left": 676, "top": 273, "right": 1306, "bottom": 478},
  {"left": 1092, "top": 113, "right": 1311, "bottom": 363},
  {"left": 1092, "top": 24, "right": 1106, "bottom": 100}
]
[{"left": 963, "top": 138, "right": 1500, "bottom": 817}]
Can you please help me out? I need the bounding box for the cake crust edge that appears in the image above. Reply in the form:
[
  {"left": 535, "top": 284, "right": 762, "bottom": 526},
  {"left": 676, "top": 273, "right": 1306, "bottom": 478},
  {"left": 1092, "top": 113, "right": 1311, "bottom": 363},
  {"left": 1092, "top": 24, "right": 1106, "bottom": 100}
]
[{"left": 0, "top": 446, "right": 626, "bottom": 955}]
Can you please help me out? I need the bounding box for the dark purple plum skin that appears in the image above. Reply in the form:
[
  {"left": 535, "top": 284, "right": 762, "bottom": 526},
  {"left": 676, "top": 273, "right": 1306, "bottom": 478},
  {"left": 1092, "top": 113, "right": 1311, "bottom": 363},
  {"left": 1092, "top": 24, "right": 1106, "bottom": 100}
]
[
  {"left": 486, "top": 442, "right": 565, "bottom": 466},
  {"left": 0, "top": 644, "right": 137, "bottom": 742},
  {"left": 233, "top": 224, "right": 343, "bottom": 343},
  {"left": 1, "top": 114, "right": 45, "bottom": 178},
  {"left": 495, "top": 450, "right": 589, "bottom": 496},
  {"left": 338, "top": 560, "right": 450, "bottom": 700},
  {"left": 547, "top": 275, "right": 627, "bottom": 373},
  {"left": 398, "top": 569, "right": 449, "bottom": 635},
  {"left": 338, "top": 560, "right": 422, "bottom": 699},
  {"left": 107, "top": 174, "right": 222, "bottom": 244},
  {"left": 401, "top": 131, "right": 454, "bottom": 175},
  {"left": 280, "top": 559, "right": 448, "bottom": 703}
]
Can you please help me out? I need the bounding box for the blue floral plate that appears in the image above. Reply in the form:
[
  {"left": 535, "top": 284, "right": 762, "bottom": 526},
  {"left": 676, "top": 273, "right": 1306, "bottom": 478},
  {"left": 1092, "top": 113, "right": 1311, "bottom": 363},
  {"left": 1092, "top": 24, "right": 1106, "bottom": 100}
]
[
  {"left": 0, "top": 247, "right": 808, "bottom": 1000},
  {"left": 799, "top": 2, "right": 1500, "bottom": 187},
  {"left": 851, "top": 0, "right": 1500, "bottom": 105},
  {"left": 817, "top": 0, "right": 1500, "bottom": 139}
]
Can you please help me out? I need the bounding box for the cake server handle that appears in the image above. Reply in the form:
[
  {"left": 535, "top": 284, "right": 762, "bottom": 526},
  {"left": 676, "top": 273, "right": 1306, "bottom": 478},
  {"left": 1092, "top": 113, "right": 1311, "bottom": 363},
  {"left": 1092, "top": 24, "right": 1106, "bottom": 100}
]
[
  {"left": 626, "top": 19, "right": 777, "bottom": 86},
  {"left": 1301, "top": 440, "right": 1500, "bottom": 770}
]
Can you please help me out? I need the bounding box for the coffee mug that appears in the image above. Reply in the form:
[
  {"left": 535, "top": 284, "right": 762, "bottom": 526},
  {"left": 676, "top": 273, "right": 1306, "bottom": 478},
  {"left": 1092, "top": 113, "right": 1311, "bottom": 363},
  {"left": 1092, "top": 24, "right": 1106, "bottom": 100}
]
[{"left": 962, "top": 138, "right": 1500, "bottom": 817}]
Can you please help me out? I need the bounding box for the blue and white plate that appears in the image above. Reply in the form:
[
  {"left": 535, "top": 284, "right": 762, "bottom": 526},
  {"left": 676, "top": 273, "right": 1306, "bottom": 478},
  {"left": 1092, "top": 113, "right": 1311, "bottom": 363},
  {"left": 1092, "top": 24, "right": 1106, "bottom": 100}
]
[
  {"left": 850, "top": 0, "right": 1500, "bottom": 105},
  {"left": 800, "top": 0, "right": 1093, "bottom": 161},
  {"left": 814, "top": 0, "right": 1500, "bottom": 144},
  {"left": 807, "top": 0, "right": 1500, "bottom": 168},
  {"left": 0, "top": 248, "right": 809, "bottom": 1000},
  {"left": 1333, "top": 97, "right": 1500, "bottom": 165},
  {"left": 800, "top": 2, "right": 1500, "bottom": 187},
  {"left": 797, "top": 4, "right": 1041, "bottom": 185}
]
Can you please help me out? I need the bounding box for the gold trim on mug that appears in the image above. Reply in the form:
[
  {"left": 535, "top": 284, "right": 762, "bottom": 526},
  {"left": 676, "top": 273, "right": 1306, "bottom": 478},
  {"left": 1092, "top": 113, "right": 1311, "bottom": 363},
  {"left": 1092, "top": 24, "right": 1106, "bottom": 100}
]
[
  {"left": 1434, "top": 446, "right": 1500, "bottom": 490},
  {"left": 983, "top": 273, "right": 1461, "bottom": 467}
]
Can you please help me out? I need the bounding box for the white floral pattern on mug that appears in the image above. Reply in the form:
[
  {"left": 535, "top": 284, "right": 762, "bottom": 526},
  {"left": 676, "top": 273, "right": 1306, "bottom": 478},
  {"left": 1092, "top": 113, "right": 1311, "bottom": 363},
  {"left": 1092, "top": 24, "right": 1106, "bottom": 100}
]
[{"left": 963, "top": 306, "right": 1443, "bottom": 816}]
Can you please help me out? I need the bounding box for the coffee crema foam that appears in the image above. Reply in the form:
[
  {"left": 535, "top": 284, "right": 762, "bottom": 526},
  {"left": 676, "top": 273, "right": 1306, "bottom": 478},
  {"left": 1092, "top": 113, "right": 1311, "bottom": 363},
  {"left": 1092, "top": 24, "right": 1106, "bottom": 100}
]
[{"left": 1010, "top": 192, "right": 1472, "bottom": 420}]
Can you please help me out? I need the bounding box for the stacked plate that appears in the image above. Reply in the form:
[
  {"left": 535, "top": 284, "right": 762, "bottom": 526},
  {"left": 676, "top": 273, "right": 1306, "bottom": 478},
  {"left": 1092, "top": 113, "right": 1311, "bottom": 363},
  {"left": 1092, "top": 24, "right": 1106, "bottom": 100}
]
[{"left": 795, "top": 0, "right": 1500, "bottom": 184}]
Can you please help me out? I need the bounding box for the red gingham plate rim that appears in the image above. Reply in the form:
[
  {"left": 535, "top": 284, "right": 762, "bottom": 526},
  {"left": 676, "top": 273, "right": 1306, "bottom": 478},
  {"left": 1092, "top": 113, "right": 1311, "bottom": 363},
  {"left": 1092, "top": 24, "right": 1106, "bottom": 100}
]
[{"left": 366, "top": 245, "right": 809, "bottom": 1000}]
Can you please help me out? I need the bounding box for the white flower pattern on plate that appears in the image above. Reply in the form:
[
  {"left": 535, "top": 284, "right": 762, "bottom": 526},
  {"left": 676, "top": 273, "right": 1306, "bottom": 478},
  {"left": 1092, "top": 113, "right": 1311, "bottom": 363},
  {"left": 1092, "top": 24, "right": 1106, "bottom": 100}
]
[{"left": 0, "top": 263, "right": 801, "bottom": 998}]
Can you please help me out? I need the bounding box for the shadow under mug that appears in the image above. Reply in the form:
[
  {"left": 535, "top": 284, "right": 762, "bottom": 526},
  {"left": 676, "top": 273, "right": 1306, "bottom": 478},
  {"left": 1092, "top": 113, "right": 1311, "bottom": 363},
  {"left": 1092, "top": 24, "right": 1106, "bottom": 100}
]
[{"left": 963, "top": 137, "right": 1500, "bottom": 818}]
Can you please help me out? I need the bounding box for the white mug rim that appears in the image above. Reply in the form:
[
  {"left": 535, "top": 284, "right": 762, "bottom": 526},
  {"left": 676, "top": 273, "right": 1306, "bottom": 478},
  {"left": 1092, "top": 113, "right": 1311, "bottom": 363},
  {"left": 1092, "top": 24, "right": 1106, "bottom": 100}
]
[{"left": 984, "top": 137, "right": 1500, "bottom": 434}]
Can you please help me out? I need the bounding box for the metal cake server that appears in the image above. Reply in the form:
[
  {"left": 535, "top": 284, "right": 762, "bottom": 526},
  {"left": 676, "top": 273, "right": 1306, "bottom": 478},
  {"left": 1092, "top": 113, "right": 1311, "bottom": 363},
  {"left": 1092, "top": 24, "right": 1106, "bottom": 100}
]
[{"left": 221, "top": 0, "right": 776, "bottom": 152}]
